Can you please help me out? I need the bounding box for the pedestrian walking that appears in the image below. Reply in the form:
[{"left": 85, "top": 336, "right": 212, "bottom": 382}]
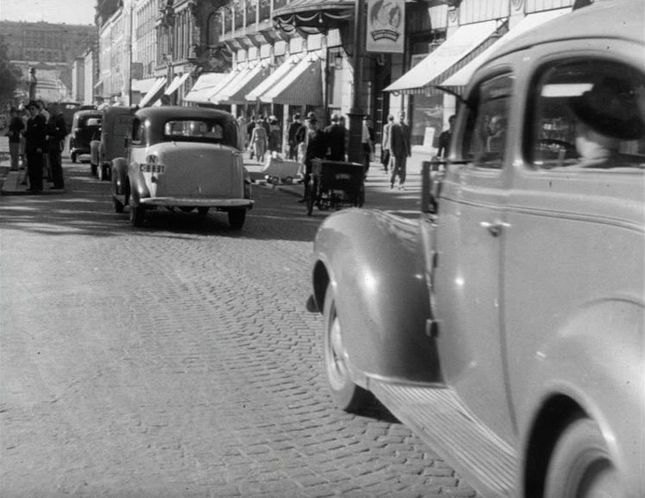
[
  {"left": 24, "top": 100, "right": 47, "bottom": 193},
  {"left": 323, "top": 113, "right": 347, "bottom": 161},
  {"left": 249, "top": 119, "right": 268, "bottom": 163},
  {"left": 437, "top": 114, "right": 455, "bottom": 158},
  {"left": 381, "top": 114, "right": 394, "bottom": 172},
  {"left": 298, "top": 112, "right": 327, "bottom": 203},
  {"left": 37, "top": 100, "right": 52, "bottom": 181},
  {"left": 389, "top": 111, "right": 411, "bottom": 190},
  {"left": 45, "top": 104, "right": 67, "bottom": 189},
  {"left": 361, "top": 116, "right": 375, "bottom": 178},
  {"left": 6, "top": 107, "right": 24, "bottom": 171},
  {"left": 287, "top": 113, "right": 303, "bottom": 160},
  {"left": 246, "top": 115, "right": 256, "bottom": 158},
  {"left": 268, "top": 115, "right": 281, "bottom": 154}
]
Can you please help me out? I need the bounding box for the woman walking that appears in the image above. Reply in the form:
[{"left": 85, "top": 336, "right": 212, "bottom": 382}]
[{"left": 249, "top": 119, "right": 268, "bottom": 163}]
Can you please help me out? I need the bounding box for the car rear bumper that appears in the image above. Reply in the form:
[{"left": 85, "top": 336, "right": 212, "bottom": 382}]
[{"left": 139, "top": 197, "right": 254, "bottom": 209}]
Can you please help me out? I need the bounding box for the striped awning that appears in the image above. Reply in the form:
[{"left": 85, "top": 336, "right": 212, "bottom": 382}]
[
  {"left": 184, "top": 72, "right": 230, "bottom": 103},
  {"left": 384, "top": 20, "right": 498, "bottom": 94},
  {"left": 139, "top": 77, "right": 167, "bottom": 107},
  {"left": 165, "top": 72, "right": 191, "bottom": 96},
  {"left": 442, "top": 8, "right": 571, "bottom": 87},
  {"left": 212, "top": 62, "right": 271, "bottom": 105},
  {"left": 207, "top": 65, "right": 252, "bottom": 103},
  {"left": 245, "top": 55, "right": 302, "bottom": 102},
  {"left": 131, "top": 77, "right": 158, "bottom": 93},
  {"left": 259, "top": 55, "right": 322, "bottom": 106}
]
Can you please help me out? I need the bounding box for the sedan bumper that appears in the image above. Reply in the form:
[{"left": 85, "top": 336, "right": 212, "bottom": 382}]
[{"left": 139, "top": 197, "right": 254, "bottom": 209}]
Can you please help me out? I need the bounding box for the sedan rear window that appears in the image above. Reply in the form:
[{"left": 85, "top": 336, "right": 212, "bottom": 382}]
[
  {"left": 163, "top": 119, "right": 236, "bottom": 146},
  {"left": 529, "top": 60, "right": 645, "bottom": 169}
]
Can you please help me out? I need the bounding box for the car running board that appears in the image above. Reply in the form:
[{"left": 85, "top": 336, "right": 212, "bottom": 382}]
[{"left": 370, "top": 380, "right": 516, "bottom": 497}]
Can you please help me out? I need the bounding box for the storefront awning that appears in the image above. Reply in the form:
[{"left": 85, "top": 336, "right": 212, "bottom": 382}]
[
  {"left": 131, "top": 77, "right": 158, "bottom": 93},
  {"left": 212, "top": 63, "right": 271, "bottom": 105},
  {"left": 165, "top": 72, "right": 191, "bottom": 96},
  {"left": 273, "top": 0, "right": 354, "bottom": 35},
  {"left": 139, "top": 77, "right": 167, "bottom": 107},
  {"left": 245, "top": 56, "right": 302, "bottom": 102},
  {"left": 208, "top": 65, "right": 252, "bottom": 103},
  {"left": 259, "top": 55, "right": 322, "bottom": 106},
  {"left": 184, "top": 72, "right": 232, "bottom": 103},
  {"left": 384, "top": 20, "right": 498, "bottom": 94},
  {"left": 442, "top": 9, "right": 571, "bottom": 87}
]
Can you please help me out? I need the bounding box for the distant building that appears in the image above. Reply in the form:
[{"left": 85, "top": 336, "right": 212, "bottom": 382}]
[{"left": 0, "top": 20, "right": 97, "bottom": 103}]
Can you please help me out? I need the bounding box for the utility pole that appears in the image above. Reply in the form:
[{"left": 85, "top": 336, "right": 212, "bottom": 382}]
[{"left": 347, "top": 0, "right": 365, "bottom": 164}]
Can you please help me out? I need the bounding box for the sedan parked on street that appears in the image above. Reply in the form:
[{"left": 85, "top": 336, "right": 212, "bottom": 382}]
[{"left": 111, "top": 106, "right": 253, "bottom": 229}]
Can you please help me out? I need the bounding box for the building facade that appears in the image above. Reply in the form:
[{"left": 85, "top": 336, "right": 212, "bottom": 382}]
[{"left": 0, "top": 20, "right": 97, "bottom": 104}]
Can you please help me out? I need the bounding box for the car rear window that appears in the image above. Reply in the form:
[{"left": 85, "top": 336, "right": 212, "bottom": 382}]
[
  {"left": 163, "top": 119, "right": 238, "bottom": 147},
  {"left": 529, "top": 59, "right": 645, "bottom": 169}
]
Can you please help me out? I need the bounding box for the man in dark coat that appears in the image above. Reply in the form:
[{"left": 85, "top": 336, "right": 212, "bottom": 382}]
[
  {"left": 45, "top": 104, "right": 67, "bottom": 189},
  {"left": 389, "top": 111, "right": 411, "bottom": 190},
  {"left": 298, "top": 112, "right": 327, "bottom": 203},
  {"left": 24, "top": 101, "right": 47, "bottom": 193},
  {"left": 287, "top": 113, "right": 303, "bottom": 160},
  {"left": 323, "top": 113, "right": 347, "bottom": 161}
]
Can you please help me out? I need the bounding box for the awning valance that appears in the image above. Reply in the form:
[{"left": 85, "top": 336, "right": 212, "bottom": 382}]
[
  {"left": 259, "top": 55, "right": 322, "bottom": 106},
  {"left": 384, "top": 20, "right": 498, "bottom": 94},
  {"left": 139, "top": 77, "right": 167, "bottom": 107},
  {"left": 212, "top": 63, "right": 271, "bottom": 105},
  {"left": 273, "top": 0, "right": 354, "bottom": 35},
  {"left": 442, "top": 9, "right": 571, "bottom": 87},
  {"left": 184, "top": 72, "right": 232, "bottom": 103},
  {"left": 245, "top": 56, "right": 302, "bottom": 102},
  {"left": 165, "top": 72, "right": 191, "bottom": 96}
]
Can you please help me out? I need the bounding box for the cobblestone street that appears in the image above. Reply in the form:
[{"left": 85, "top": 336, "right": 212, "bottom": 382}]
[{"left": 0, "top": 159, "right": 477, "bottom": 497}]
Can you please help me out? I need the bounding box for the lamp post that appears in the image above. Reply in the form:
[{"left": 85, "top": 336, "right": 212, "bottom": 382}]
[{"left": 347, "top": 0, "right": 366, "bottom": 164}]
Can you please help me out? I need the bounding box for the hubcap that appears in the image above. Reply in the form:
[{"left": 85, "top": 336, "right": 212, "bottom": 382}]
[{"left": 327, "top": 311, "right": 348, "bottom": 389}]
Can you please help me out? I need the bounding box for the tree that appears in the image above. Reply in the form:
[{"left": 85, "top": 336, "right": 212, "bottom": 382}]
[{"left": 0, "top": 35, "right": 20, "bottom": 106}]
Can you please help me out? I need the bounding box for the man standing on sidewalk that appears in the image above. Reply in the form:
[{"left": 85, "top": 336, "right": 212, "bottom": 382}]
[
  {"left": 389, "top": 111, "right": 411, "bottom": 190},
  {"left": 24, "top": 101, "right": 47, "bottom": 193},
  {"left": 45, "top": 104, "right": 67, "bottom": 190}
]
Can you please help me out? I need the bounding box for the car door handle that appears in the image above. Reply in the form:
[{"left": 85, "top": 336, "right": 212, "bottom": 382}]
[{"left": 480, "top": 220, "right": 510, "bottom": 237}]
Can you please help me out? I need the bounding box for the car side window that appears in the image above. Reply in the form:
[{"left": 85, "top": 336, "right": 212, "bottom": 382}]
[
  {"left": 461, "top": 73, "right": 513, "bottom": 169},
  {"left": 529, "top": 59, "right": 645, "bottom": 169}
]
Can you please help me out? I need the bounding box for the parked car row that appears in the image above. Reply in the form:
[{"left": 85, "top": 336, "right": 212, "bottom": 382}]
[{"left": 306, "top": 2, "right": 644, "bottom": 497}]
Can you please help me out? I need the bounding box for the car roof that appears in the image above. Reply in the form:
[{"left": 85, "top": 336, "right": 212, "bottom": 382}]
[
  {"left": 134, "top": 105, "right": 236, "bottom": 122},
  {"left": 488, "top": 0, "right": 644, "bottom": 63}
]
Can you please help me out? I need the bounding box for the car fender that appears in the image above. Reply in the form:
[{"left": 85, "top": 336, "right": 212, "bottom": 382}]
[
  {"left": 111, "top": 157, "right": 129, "bottom": 196},
  {"left": 312, "top": 209, "right": 440, "bottom": 384},
  {"left": 519, "top": 298, "right": 644, "bottom": 496},
  {"left": 127, "top": 159, "right": 150, "bottom": 205}
]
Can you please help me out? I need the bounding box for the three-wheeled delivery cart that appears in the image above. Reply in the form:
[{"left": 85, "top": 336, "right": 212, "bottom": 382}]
[{"left": 306, "top": 160, "right": 365, "bottom": 216}]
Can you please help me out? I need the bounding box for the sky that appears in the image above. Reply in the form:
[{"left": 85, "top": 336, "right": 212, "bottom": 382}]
[{"left": 0, "top": 0, "right": 95, "bottom": 25}]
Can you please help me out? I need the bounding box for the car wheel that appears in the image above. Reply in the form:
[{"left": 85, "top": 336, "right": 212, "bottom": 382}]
[
  {"left": 323, "top": 285, "right": 372, "bottom": 413},
  {"left": 197, "top": 207, "right": 209, "bottom": 217},
  {"left": 71, "top": 151, "right": 77, "bottom": 163},
  {"left": 129, "top": 204, "right": 146, "bottom": 227},
  {"left": 228, "top": 209, "right": 246, "bottom": 229},
  {"left": 544, "top": 418, "right": 620, "bottom": 498},
  {"left": 112, "top": 196, "right": 124, "bottom": 213}
]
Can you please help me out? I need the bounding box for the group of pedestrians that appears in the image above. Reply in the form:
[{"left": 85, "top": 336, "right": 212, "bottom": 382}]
[
  {"left": 6, "top": 100, "right": 67, "bottom": 193},
  {"left": 247, "top": 114, "right": 282, "bottom": 163}
]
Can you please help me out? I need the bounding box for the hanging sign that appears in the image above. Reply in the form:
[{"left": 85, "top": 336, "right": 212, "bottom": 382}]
[{"left": 366, "top": 0, "right": 405, "bottom": 54}]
